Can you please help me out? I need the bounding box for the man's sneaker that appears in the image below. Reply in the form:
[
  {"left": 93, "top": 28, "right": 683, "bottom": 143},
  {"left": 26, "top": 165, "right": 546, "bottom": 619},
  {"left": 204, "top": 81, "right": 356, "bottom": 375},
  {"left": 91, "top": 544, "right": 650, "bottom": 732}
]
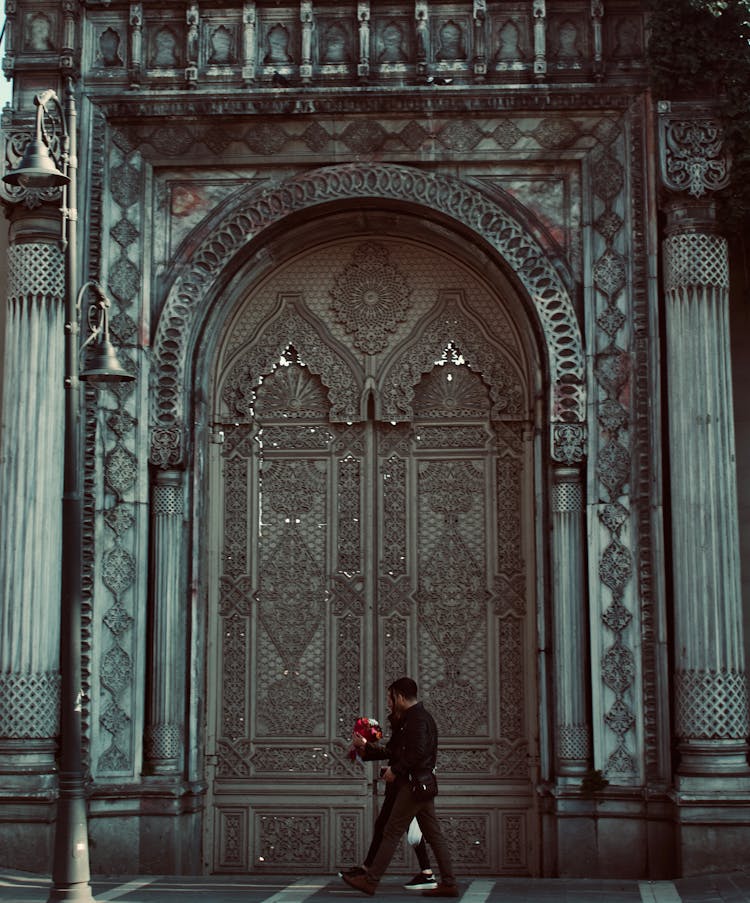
[
  {"left": 422, "top": 884, "right": 459, "bottom": 898},
  {"left": 404, "top": 873, "right": 438, "bottom": 891}
]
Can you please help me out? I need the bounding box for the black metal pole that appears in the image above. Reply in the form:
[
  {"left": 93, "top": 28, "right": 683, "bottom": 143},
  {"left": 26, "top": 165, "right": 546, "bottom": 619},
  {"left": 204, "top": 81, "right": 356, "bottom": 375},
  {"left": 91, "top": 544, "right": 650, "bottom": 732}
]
[{"left": 48, "top": 79, "right": 95, "bottom": 903}]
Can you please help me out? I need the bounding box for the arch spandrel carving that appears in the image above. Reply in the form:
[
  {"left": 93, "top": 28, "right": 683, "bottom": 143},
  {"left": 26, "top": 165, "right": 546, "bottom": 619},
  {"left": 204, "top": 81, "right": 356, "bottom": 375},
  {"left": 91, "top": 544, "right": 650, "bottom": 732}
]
[
  {"left": 219, "top": 294, "right": 362, "bottom": 423},
  {"left": 379, "top": 292, "right": 527, "bottom": 423},
  {"left": 151, "top": 162, "right": 585, "bottom": 464}
]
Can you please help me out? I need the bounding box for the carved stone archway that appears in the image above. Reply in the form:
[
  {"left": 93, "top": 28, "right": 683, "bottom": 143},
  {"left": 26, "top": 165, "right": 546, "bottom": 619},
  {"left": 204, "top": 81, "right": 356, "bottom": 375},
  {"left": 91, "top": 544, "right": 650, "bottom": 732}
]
[{"left": 150, "top": 163, "right": 585, "bottom": 469}]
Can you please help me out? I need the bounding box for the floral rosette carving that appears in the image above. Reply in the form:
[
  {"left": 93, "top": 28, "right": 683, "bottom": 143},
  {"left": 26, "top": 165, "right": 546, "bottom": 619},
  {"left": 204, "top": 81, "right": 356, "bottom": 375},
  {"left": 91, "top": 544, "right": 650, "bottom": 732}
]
[{"left": 330, "top": 242, "right": 412, "bottom": 354}]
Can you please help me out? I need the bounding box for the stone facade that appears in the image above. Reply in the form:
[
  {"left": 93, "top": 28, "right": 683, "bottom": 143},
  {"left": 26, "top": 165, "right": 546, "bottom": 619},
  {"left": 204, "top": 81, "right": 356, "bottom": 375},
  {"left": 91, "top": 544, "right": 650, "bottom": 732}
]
[{"left": 0, "top": 0, "right": 749, "bottom": 881}]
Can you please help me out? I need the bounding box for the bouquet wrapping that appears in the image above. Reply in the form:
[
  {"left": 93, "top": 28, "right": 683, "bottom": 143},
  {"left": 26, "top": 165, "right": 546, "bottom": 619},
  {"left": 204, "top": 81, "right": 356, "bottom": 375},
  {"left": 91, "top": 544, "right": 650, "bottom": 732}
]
[{"left": 348, "top": 716, "right": 383, "bottom": 760}]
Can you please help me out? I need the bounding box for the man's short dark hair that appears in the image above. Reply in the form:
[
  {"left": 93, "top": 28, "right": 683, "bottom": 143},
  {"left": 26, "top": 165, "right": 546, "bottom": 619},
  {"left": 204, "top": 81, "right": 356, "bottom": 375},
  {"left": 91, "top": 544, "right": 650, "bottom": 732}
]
[{"left": 389, "top": 677, "right": 418, "bottom": 700}]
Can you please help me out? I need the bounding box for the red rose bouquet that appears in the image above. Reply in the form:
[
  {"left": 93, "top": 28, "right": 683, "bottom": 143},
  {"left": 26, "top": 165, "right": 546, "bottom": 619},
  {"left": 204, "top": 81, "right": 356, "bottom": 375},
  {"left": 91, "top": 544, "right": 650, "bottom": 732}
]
[{"left": 348, "top": 716, "right": 383, "bottom": 760}]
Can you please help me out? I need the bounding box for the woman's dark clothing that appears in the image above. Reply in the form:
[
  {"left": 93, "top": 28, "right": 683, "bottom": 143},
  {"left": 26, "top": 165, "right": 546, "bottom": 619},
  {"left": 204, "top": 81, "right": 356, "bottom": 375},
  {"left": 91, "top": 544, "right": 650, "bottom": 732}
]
[
  {"left": 363, "top": 781, "right": 431, "bottom": 870},
  {"left": 361, "top": 715, "right": 431, "bottom": 872}
]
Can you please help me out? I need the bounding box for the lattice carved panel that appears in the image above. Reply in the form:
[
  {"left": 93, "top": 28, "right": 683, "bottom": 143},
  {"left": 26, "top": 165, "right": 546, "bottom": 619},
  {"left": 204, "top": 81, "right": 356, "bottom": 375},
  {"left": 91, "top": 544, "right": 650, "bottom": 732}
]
[
  {"left": 0, "top": 671, "right": 60, "bottom": 737},
  {"left": 442, "top": 814, "right": 490, "bottom": 868},
  {"left": 255, "top": 812, "right": 325, "bottom": 869},
  {"left": 216, "top": 807, "right": 248, "bottom": 872}
]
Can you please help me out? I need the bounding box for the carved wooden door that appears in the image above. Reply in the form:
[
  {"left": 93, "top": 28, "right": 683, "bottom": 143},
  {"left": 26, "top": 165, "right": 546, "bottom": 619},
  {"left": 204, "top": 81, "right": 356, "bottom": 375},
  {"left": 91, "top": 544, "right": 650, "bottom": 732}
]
[{"left": 207, "top": 240, "right": 538, "bottom": 876}]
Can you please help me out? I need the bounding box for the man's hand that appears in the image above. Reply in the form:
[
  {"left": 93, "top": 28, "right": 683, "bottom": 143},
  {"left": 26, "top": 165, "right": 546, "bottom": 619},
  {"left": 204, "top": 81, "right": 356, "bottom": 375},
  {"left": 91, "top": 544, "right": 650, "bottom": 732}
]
[{"left": 382, "top": 766, "right": 395, "bottom": 782}]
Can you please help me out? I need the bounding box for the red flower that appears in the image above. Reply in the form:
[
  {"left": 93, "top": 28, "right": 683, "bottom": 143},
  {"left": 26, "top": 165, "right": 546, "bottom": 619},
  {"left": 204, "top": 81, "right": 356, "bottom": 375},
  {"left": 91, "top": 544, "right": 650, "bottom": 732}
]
[{"left": 348, "top": 716, "right": 383, "bottom": 760}]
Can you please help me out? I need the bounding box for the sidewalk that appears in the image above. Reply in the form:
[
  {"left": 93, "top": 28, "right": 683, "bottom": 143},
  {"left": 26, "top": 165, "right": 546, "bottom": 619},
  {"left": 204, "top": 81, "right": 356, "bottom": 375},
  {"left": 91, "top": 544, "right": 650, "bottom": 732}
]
[{"left": 1, "top": 870, "right": 750, "bottom": 903}]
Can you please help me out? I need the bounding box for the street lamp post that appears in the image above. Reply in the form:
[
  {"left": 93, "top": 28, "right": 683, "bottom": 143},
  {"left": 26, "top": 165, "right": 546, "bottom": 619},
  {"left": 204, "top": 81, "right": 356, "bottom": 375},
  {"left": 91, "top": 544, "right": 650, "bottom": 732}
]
[{"left": 3, "top": 80, "right": 134, "bottom": 903}]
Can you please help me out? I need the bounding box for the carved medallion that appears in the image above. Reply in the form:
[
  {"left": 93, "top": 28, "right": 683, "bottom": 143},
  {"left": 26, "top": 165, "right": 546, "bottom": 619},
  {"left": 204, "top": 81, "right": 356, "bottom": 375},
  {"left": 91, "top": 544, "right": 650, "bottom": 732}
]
[{"left": 329, "top": 242, "right": 412, "bottom": 354}]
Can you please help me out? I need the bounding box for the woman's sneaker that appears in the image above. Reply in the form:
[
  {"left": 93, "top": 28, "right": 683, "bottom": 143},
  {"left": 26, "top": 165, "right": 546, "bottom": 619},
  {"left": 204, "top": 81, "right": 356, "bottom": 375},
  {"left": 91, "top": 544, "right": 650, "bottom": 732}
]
[{"left": 404, "top": 872, "right": 438, "bottom": 890}]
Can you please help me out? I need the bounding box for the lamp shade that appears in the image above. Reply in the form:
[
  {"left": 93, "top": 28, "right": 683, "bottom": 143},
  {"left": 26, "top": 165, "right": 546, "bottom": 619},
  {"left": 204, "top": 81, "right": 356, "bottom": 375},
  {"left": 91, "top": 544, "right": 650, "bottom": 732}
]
[
  {"left": 80, "top": 338, "right": 135, "bottom": 383},
  {"left": 2, "top": 136, "right": 68, "bottom": 189}
]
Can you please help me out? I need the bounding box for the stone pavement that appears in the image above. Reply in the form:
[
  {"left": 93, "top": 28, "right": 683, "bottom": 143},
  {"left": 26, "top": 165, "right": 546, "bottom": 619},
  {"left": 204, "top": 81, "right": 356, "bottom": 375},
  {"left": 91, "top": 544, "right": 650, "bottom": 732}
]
[{"left": 1, "top": 870, "right": 750, "bottom": 903}]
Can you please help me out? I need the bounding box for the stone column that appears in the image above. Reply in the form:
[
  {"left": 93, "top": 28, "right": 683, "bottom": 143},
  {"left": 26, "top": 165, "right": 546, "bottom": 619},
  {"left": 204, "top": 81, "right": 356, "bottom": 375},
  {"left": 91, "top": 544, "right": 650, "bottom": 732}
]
[
  {"left": 659, "top": 104, "right": 750, "bottom": 779},
  {"left": 300, "top": 0, "right": 313, "bottom": 84},
  {"left": 551, "top": 466, "right": 591, "bottom": 777},
  {"left": 0, "top": 210, "right": 65, "bottom": 812},
  {"left": 242, "top": 1, "right": 257, "bottom": 86},
  {"left": 533, "top": 0, "right": 547, "bottom": 79},
  {"left": 129, "top": 3, "right": 143, "bottom": 89},
  {"left": 357, "top": 2, "right": 370, "bottom": 81},
  {"left": 143, "top": 469, "right": 186, "bottom": 775},
  {"left": 472, "top": 1, "right": 487, "bottom": 80}
]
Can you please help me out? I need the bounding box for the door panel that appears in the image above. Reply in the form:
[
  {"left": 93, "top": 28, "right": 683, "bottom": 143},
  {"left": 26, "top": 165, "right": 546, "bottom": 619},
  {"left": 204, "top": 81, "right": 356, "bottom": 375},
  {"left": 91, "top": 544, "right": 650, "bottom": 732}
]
[{"left": 208, "top": 358, "right": 536, "bottom": 874}]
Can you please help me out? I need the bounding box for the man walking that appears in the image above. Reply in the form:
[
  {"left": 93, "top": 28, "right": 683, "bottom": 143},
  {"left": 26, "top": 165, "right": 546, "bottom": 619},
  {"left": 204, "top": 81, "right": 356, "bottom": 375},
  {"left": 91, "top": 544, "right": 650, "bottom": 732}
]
[{"left": 341, "top": 677, "right": 458, "bottom": 898}]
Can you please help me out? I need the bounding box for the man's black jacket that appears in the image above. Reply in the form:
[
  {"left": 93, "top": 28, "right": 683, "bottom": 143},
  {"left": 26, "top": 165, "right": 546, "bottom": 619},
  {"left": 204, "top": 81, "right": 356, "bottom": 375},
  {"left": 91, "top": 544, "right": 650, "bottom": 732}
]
[{"left": 363, "top": 702, "right": 437, "bottom": 784}]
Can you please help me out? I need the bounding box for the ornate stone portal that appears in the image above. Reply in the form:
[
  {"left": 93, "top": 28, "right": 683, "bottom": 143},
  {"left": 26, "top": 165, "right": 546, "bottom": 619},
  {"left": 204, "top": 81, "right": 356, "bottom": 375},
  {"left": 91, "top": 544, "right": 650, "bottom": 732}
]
[{"left": 0, "top": 0, "right": 747, "bottom": 882}]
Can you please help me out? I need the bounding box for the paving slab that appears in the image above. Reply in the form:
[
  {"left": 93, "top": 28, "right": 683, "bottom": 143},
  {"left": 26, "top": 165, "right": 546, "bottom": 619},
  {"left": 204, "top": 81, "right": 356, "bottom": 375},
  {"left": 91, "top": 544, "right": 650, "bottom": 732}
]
[{"left": 1, "top": 870, "right": 749, "bottom": 903}]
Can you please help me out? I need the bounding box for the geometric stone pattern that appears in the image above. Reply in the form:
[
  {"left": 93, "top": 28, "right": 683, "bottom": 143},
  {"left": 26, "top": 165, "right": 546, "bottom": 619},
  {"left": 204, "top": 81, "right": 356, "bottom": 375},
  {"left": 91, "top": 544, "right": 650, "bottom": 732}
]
[
  {"left": 94, "top": 135, "right": 142, "bottom": 777},
  {"left": 663, "top": 232, "right": 729, "bottom": 294},
  {"left": 0, "top": 671, "right": 60, "bottom": 737},
  {"left": 558, "top": 723, "right": 591, "bottom": 761},
  {"left": 144, "top": 722, "right": 184, "bottom": 759},
  {"left": 590, "top": 115, "right": 638, "bottom": 779},
  {"left": 675, "top": 669, "right": 750, "bottom": 740},
  {"left": 7, "top": 242, "right": 64, "bottom": 303}
]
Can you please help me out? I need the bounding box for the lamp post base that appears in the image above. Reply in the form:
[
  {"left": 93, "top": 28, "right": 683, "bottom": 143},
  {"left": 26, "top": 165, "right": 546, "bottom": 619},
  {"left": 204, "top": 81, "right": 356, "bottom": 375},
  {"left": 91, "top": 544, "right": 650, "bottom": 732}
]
[{"left": 47, "top": 786, "right": 95, "bottom": 903}]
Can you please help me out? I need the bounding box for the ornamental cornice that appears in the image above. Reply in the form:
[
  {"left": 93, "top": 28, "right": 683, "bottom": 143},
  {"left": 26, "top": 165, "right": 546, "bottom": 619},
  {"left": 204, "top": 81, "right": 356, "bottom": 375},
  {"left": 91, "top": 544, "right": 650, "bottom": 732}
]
[{"left": 94, "top": 86, "right": 637, "bottom": 121}]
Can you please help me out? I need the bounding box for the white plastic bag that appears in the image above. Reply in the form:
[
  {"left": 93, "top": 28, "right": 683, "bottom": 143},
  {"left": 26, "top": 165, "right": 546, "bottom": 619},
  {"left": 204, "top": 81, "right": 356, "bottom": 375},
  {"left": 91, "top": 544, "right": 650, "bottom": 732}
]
[{"left": 407, "top": 817, "right": 422, "bottom": 846}]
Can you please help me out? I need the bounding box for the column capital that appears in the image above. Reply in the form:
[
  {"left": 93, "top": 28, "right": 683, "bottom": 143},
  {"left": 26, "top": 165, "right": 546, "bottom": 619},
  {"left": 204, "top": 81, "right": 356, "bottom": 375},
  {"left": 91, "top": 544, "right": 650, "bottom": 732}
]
[{"left": 657, "top": 101, "right": 730, "bottom": 207}]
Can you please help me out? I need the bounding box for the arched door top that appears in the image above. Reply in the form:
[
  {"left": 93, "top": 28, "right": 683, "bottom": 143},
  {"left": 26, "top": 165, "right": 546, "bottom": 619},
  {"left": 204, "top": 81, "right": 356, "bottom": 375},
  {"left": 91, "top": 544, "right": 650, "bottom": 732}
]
[{"left": 150, "top": 162, "right": 585, "bottom": 468}]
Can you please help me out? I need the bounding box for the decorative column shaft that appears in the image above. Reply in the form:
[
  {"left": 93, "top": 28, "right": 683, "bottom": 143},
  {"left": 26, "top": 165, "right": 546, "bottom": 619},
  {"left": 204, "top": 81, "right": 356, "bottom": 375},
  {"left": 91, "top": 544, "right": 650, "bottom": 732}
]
[
  {"left": 143, "top": 469, "right": 186, "bottom": 775},
  {"left": 357, "top": 2, "right": 370, "bottom": 80},
  {"left": 0, "top": 236, "right": 65, "bottom": 771},
  {"left": 551, "top": 466, "right": 591, "bottom": 777},
  {"left": 659, "top": 104, "right": 749, "bottom": 778},
  {"left": 242, "top": 1, "right": 257, "bottom": 86},
  {"left": 533, "top": 0, "right": 546, "bottom": 78}
]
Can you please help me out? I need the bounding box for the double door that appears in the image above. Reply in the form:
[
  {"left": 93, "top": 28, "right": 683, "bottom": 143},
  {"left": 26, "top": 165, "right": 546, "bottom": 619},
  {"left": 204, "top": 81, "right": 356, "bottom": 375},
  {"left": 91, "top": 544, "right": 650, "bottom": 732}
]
[{"left": 207, "top": 355, "right": 538, "bottom": 874}]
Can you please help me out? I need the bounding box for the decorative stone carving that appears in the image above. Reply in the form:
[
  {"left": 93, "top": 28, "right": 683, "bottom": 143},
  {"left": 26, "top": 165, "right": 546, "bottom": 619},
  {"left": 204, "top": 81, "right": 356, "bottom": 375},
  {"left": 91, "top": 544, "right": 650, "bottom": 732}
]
[
  {"left": 221, "top": 296, "right": 361, "bottom": 422},
  {"left": 152, "top": 164, "right": 584, "bottom": 466},
  {"left": 659, "top": 160, "right": 749, "bottom": 777},
  {"left": 473, "top": 1, "right": 487, "bottom": 78},
  {"left": 242, "top": 1, "right": 257, "bottom": 84},
  {"left": 357, "top": 2, "right": 370, "bottom": 77},
  {"left": 0, "top": 672, "right": 60, "bottom": 737},
  {"left": 379, "top": 298, "right": 525, "bottom": 422},
  {"left": 533, "top": 0, "right": 547, "bottom": 77},
  {"left": 551, "top": 467, "right": 591, "bottom": 776},
  {"left": 659, "top": 108, "right": 730, "bottom": 198},
  {"left": 144, "top": 470, "right": 186, "bottom": 775},
  {"left": 94, "top": 27, "right": 124, "bottom": 69},
  {"left": 329, "top": 242, "right": 412, "bottom": 353},
  {"left": 663, "top": 231, "right": 728, "bottom": 293},
  {"left": 675, "top": 669, "right": 750, "bottom": 740},
  {"left": 129, "top": 3, "right": 143, "bottom": 87}
]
